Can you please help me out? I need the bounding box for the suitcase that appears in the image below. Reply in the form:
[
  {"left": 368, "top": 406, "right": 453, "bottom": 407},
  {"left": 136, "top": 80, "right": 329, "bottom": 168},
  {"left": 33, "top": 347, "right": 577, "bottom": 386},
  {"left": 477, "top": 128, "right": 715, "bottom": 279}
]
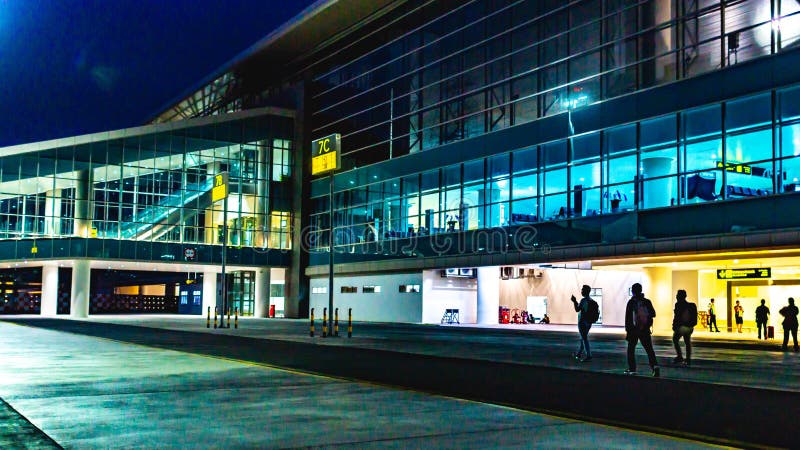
[{"left": 767, "top": 325, "right": 774, "bottom": 339}]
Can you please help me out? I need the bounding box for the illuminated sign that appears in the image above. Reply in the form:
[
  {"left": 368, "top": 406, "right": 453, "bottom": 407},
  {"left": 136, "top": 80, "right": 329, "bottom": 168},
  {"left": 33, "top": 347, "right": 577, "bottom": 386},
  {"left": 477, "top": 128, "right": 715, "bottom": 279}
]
[
  {"left": 212, "top": 172, "right": 229, "bottom": 203},
  {"left": 716, "top": 161, "right": 752, "bottom": 175},
  {"left": 717, "top": 267, "right": 771, "bottom": 280},
  {"left": 311, "top": 134, "right": 341, "bottom": 175}
]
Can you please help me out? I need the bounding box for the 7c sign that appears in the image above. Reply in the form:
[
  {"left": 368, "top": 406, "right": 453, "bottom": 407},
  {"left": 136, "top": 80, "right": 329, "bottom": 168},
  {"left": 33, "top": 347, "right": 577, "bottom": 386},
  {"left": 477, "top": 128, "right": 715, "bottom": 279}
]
[{"left": 311, "top": 133, "right": 341, "bottom": 175}]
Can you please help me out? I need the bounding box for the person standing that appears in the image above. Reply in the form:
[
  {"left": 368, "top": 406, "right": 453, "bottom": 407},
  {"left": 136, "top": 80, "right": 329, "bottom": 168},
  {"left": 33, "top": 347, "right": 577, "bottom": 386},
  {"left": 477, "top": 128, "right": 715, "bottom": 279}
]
[
  {"left": 672, "top": 290, "right": 697, "bottom": 367},
  {"left": 571, "top": 284, "right": 595, "bottom": 362},
  {"left": 734, "top": 300, "right": 744, "bottom": 333},
  {"left": 624, "top": 283, "right": 660, "bottom": 377},
  {"left": 707, "top": 298, "right": 720, "bottom": 332},
  {"left": 779, "top": 297, "right": 799, "bottom": 352},
  {"left": 755, "top": 299, "right": 770, "bottom": 340}
]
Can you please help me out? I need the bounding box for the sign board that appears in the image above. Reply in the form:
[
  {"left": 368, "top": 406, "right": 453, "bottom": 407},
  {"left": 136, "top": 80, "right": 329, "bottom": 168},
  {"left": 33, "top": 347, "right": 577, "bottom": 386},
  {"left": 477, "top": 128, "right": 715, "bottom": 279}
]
[
  {"left": 311, "top": 134, "right": 341, "bottom": 175},
  {"left": 716, "top": 161, "right": 752, "bottom": 175},
  {"left": 90, "top": 227, "right": 98, "bottom": 238},
  {"left": 717, "top": 267, "right": 771, "bottom": 280},
  {"left": 212, "top": 172, "right": 229, "bottom": 203}
]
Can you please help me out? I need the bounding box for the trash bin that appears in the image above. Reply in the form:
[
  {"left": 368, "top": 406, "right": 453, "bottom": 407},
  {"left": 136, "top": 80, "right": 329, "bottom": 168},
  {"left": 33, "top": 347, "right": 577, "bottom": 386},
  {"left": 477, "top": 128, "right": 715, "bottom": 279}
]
[{"left": 269, "top": 304, "right": 276, "bottom": 318}]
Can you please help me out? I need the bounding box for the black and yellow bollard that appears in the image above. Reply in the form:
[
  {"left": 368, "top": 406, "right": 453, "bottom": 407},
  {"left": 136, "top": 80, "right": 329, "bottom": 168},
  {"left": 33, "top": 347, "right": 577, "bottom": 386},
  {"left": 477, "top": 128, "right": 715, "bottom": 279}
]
[
  {"left": 334, "top": 308, "right": 339, "bottom": 337},
  {"left": 309, "top": 308, "right": 315, "bottom": 337},
  {"left": 227, "top": 307, "right": 231, "bottom": 329},
  {"left": 234, "top": 307, "right": 238, "bottom": 329},
  {"left": 348, "top": 307, "right": 352, "bottom": 338},
  {"left": 206, "top": 306, "right": 211, "bottom": 328},
  {"left": 214, "top": 307, "right": 218, "bottom": 329},
  {"left": 322, "top": 307, "right": 328, "bottom": 338}
]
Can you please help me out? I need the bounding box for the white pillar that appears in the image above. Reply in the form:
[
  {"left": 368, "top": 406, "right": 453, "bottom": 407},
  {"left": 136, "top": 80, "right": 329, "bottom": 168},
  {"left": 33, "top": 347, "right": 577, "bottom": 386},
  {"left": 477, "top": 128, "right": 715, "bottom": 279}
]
[
  {"left": 45, "top": 189, "right": 62, "bottom": 236},
  {"left": 70, "top": 260, "right": 90, "bottom": 318},
  {"left": 254, "top": 267, "right": 271, "bottom": 318},
  {"left": 202, "top": 271, "right": 218, "bottom": 316},
  {"left": 477, "top": 266, "right": 500, "bottom": 325},
  {"left": 41, "top": 264, "right": 59, "bottom": 316},
  {"left": 641, "top": 156, "right": 675, "bottom": 208},
  {"left": 643, "top": 266, "right": 673, "bottom": 333}
]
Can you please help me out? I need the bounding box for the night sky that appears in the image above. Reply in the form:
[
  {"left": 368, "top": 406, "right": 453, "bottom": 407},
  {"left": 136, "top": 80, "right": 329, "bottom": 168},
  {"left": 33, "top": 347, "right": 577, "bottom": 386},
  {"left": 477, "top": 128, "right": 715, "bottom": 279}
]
[{"left": 0, "top": 0, "right": 316, "bottom": 147}]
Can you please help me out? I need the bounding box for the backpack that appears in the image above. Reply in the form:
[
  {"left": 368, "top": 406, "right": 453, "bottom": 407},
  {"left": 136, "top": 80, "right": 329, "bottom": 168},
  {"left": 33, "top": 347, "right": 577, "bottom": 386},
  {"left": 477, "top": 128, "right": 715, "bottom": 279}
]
[
  {"left": 633, "top": 298, "right": 653, "bottom": 331},
  {"left": 680, "top": 302, "right": 698, "bottom": 327},
  {"left": 585, "top": 298, "right": 600, "bottom": 323}
]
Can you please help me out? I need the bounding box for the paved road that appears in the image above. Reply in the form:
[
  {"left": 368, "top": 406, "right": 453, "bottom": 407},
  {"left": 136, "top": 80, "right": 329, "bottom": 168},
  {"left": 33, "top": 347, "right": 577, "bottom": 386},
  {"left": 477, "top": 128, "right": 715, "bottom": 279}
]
[
  {"left": 4, "top": 317, "right": 800, "bottom": 447},
  {"left": 0, "top": 320, "right": 716, "bottom": 449}
]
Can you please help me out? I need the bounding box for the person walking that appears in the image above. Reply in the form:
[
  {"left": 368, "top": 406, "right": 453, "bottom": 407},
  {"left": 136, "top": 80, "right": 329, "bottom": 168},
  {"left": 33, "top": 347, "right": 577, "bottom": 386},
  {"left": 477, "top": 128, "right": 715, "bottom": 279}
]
[
  {"left": 755, "top": 299, "right": 770, "bottom": 340},
  {"left": 707, "top": 298, "right": 720, "bottom": 332},
  {"left": 624, "top": 283, "right": 660, "bottom": 377},
  {"left": 672, "top": 290, "right": 697, "bottom": 367},
  {"left": 734, "top": 300, "right": 744, "bottom": 333},
  {"left": 571, "top": 284, "right": 597, "bottom": 362},
  {"left": 779, "top": 297, "right": 799, "bottom": 352}
]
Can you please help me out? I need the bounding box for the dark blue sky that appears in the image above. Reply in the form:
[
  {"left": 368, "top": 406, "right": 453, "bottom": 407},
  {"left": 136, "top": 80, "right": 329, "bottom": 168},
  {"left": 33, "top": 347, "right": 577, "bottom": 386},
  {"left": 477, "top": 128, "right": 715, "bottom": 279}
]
[{"left": 0, "top": 0, "right": 315, "bottom": 147}]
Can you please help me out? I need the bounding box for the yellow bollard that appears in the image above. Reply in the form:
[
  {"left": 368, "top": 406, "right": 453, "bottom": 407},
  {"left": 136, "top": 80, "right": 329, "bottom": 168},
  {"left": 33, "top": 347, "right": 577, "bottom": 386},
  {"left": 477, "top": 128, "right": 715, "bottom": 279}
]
[
  {"left": 234, "top": 307, "right": 238, "bottom": 329},
  {"left": 348, "top": 308, "right": 352, "bottom": 338},
  {"left": 334, "top": 308, "right": 339, "bottom": 337},
  {"left": 214, "top": 307, "right": 218, "bottom": 329},
  {"left": 322, "top": 307, "right": 328, "bottom": 338},
  {"left": 309, "top": 308, "right": 315, "bottom": 337},
  {"left": 227, "top": 307, "right": 231, "bottom": 329},
  {"left": 206, "top": 306, "right": 210, "bottom": 328}
]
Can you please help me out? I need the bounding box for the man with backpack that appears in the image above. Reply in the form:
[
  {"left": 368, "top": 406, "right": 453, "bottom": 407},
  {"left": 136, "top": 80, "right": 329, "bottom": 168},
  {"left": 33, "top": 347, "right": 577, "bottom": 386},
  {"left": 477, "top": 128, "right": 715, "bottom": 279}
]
[
  {"left": 671, "top": 290, "right": 697, "bottom": 367},
  {"left": 624, "top": 283, "right": 660, "bottom": 377},
  {"left": 571, "top": 284, "right": 599, "bottom": 362}
]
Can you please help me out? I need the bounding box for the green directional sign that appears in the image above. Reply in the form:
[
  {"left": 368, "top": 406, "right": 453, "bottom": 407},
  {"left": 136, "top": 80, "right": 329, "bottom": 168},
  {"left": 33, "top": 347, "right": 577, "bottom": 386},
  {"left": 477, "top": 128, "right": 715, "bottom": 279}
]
[{"left": 716, "top": 267, "right": 771, "bottom": 280}]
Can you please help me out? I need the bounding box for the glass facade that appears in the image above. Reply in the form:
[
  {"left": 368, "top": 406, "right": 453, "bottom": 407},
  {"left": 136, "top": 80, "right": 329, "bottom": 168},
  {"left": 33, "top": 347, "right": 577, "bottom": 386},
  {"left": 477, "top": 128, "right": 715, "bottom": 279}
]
[
  {"left": 308, "top": 0, "right": 800, "bottom": 169},
  {"left": 0, "top": 116, "right": 294, "bottom": 251},
  {"left": 311, "top": 83, "right": 800, "bottom": 252}
]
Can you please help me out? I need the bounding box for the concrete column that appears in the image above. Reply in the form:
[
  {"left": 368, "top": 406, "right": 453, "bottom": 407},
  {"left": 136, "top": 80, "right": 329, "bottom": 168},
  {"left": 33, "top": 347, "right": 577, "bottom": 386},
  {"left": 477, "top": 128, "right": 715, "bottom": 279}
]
[
  {"left": 641, "top": 156, "right": 675, "bottom": 208},
  {"left": 254, "top": 267, "right": 271, "bottom": 318},
  {"left": 74, "top": 170, "right": 93, "bottom": 237},
  {"left": 70, "top": 260, "right": 90, "bottom": 318},
  {"left": 202, "top": 271, "right": 218, "bottom": 315},
  {"left": 41, "top": 264, "right": 59, "bottom": 316},
  {"left": 477, "top": 266, "right": 500, "bottom": 325},
  {"left": 45, "top": 189, "right": 62, "bottom": 236},
  {"left": 643, "top": 266, "right": 673, "bottom": 333}
]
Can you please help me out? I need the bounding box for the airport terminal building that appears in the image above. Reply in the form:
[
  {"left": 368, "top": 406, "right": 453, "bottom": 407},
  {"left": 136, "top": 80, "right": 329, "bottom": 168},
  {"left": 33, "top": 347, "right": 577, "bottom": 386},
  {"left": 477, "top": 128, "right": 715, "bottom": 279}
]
[{"left": 4, "top": 0, "right": 800, "bottom": 333}]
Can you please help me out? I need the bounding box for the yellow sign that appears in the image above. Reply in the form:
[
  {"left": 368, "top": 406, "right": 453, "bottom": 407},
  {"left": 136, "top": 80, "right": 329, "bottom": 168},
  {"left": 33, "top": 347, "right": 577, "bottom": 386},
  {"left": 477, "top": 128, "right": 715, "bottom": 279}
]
[
  {"left": 716, "top": 161, "right": 752, "bottom": 175},
  {"left": 311, "top": 134, "right": 341, "bottom": 175},
  {"left": 90, "top": 227, "right": 98, "bottom": 238},
  {"left": 31, "top": 246, "right": 37, "bottom": 254},
  {"left": 212, "top": 172, "right": 229, "bottom": 203},
  {"left": 717, "top": 267, "right": 771, "bottom": 280}
]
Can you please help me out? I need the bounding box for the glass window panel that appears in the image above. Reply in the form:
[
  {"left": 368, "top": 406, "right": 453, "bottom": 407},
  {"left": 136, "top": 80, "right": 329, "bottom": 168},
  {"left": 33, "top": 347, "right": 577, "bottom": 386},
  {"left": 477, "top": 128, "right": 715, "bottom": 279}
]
[
  {"left": 683, "top": 170, "right": 722, "bottom": 204},
  {"left": 606, "top": 124, "right": 637, "bottom": 155},
  {"left": 489, "top": 154, "right": 509, "bottom": 179},
  {"left": 543, "top": 140, "right": 567, "bottom": 166},
  {"left": 511, "top": 198, "right": 538, "bottom": 223},
  {"left": 641, "top": 115, "right": 677, "bottom": 150},
  {"left": 726, "top": 93, "right": 771, "bottom": 132},
  {"left": 421, "top": 169, "right": 439, "bottom": 192},
  {"left": 442, "top": 164, "right": 460, "bottom": 188},
  {"left": 402, "top": 175, "right": 419, "bottom": 196},
  {"left": 571, "top": 162, "right": 601, "bottom": 188},
  {"left": 642, "top": 176, "right": 677, "bottom": 209},
  {"left": 726, "top": 129, "right": 772, "bottom": 164},
  {"left": 543, "top": 168, "right": 566, "bottom": 194},
  {"left": 543, "top": 193, "right": 568, "bottom": 220},
  {"left": 726, "top": 161, "right": 773, "bottom": 197},
  {"left": 488, "top": 202, "right": 508, "bottom": 228},
  {"left": 513, "top": 146, "right": 538, "bottom": 174},
  {"left": 780, "top": 157, "right": 800, "bottom": 192},
  {"left": 512, "top": 174, "right": 537, "bottom": 199},
  {"left": 780, "top": 84, "right": 800, "bottom": 121},
  {"left": 464, "top": 159, "right": 484, "bottom": 183},
  {"left": 781, "top": 123, "right": 800, "bottom": 158},
  {"left": 607, "top": 155, "right": 636, "bottom": 185},
  {"left": 684, "top": 105, "right": 722, "bottom": 140},
  {"left": 577, "top": 187, "right": 601, "bottom": 217},
  {"left": 572, "top": 132, "right": 600, "bottom": 162},
  {"left": 605, "top": 182, "right": 634, "bottom": 213},
  {"left": 684, "top": 138, "right": 722, "bottom": 172}
]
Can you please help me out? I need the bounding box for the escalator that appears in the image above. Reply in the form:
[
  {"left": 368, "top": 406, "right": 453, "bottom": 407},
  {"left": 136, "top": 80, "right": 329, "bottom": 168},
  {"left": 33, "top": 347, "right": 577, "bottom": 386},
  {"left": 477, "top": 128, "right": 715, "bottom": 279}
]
[{"left": 118, "top": 178, "right": 215, "bottom": 241}]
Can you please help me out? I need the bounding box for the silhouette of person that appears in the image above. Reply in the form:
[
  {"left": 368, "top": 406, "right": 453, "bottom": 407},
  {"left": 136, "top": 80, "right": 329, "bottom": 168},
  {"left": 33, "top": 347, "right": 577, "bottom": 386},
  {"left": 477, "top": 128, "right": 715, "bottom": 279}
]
[
  {"left": 734, "top": 300, "right": 744, "bottom": 333},
  {"left": 755, "top": 299, "right": 770, "bottom": 340},
  {"left": 672, "top": 290, "right": 697, "bottom": 367},
  {"left": 707, "top": 298, "right": 720, "bottom": 332},
  {"left": 571, "top": 284, "right": 594, "bottom": 362},
  {"left": 779, "top": 297, "right": 799, "bottom": 351},
  {"left": 624, "top": 283, "right": 659, "bottom": 377}
]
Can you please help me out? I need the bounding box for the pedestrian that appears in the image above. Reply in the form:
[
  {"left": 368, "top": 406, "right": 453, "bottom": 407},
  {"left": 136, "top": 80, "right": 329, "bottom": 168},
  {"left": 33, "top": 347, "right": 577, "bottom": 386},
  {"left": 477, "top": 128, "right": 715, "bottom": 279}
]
[
  {"left": 707, "top": 298, "right": 720, "bottom": 332},
  {"left": 624, "top": 283, "right": 660, "bottom": 377},
  {"left": 779, "top": 297, "right": 799, "bottom": 352},
  {"left": 571, "top": 284, "right": 597, "bottom": 362},
  {"left": 672, "top": 289, "right": 697, "bottom": 367},
  {"left": 734, "top": 300, "right": 744, "bottom": 333},
  {"left": 755, "top": 299, "right": 770, "bottom": 339}
]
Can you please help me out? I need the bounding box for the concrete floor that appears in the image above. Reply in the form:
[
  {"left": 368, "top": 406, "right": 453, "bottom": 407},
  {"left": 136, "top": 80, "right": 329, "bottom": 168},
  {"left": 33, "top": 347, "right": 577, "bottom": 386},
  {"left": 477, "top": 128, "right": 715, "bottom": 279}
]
[{"left": 0, "top": 320, "right": 718, "bottom": 449}]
